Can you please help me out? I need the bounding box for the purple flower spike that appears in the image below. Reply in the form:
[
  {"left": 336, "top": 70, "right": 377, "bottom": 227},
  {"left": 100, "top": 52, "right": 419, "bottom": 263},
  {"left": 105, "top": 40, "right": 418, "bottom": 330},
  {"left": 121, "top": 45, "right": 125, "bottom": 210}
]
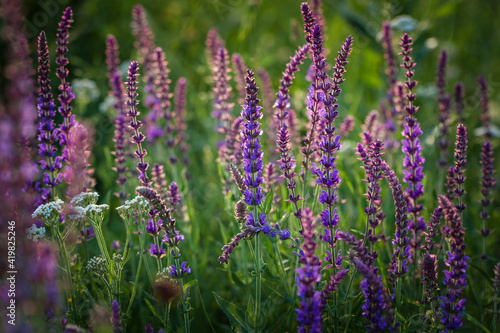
[
  {"left": 275, "top": 44, "right": 310, "bottom": 221},
  {"left": 454, "top": 82, "right": 465, "bottom": 124},
  {"left": 232, "top": 53, "right": 247, "bottom": 104},
  {"left": 421, "top": 253, "right": 439, "bottom": 304},
  {"left": 111, "top": 300, "right": 122, "bottom": 333},
  {"left": 384, "top": 163, "right": 410, "bottom": 281},
  {"left": 436, "top": 50, "right": 451, "bottom": 168},
  {"left": 148, "top": 243, "right": 166, "bottom": 259},
  {"left": 167, "top": 181, "right": 181, "bottom": 212},
  {"left": 478, "top": 75, "right": 491, "bottom": 138},
  {"left": 354, "top": 259, "right": 394, "bottom": 332},
  {"left": 296, "top": 208, "right": 322, "bottom": 333},
  {"left": 56, "top": 7, "right": 75, "bottom": 148},
  {"left": 106, "top": 35, "right": 129, "bottom": 200},
  {"left": 37, "top": 31, "right": 62, "bottom": 203},
  {"left": 445, "top": 124, "right": 468, "bottom": 214},
  {"left": 356, "top": 140, "right": 385, "bottom": 250},
  {"left": 479, "top": 141, "right": 495, "bottom": 260},
  {"left": 241, "top": 70, "right": 264, "bottom": 207},
  {"left": 146, "top": 219, "right": 162, "bottom": 236},
  {"left": 399, "top": 33, "right": 426, "bottom": 263},
  {"left": 153, "top": 48, "right": 173, "bottom": 149},
  {"left": 125, "top": 61, "right": 151, "bottom": 187},
  {"left": 439, "top": 195, "right": 468, "bottom": 330}
]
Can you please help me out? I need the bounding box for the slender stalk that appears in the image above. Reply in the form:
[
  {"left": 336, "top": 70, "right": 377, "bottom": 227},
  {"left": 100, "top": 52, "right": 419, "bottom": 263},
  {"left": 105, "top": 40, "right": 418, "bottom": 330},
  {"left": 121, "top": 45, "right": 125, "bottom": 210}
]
[{"left": 254, "top": 233, "right": 262, "bottom": 333}]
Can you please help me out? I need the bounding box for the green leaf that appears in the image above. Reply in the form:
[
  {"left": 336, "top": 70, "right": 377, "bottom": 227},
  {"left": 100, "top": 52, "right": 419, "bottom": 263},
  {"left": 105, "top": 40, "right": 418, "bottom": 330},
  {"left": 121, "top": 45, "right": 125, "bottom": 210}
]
[
  {"left": 183, "top": 279, "right": 198, "bottom": 291},
  {"left": 463, "top": 311, "right": 491, "bottom": 333},
  {"left": 213, "top": 292, "right": 253, "bottom": 333},
  {"left": 263, "top": 188, "right": 274, "bottom": 215},
  {"left": 144, "top": 298, "right": 163, "bottom": 323}
]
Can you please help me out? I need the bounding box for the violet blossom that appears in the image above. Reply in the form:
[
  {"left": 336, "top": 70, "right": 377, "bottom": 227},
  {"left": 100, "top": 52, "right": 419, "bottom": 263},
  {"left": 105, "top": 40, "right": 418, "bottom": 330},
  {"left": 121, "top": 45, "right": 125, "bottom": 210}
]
[
  {"left": 296, "top": 208, "right": 322, "bottom": 333},
  {"left": 436, "top": 50, "right": 451, "bottom": 168},
  {"left": 125, "top": 61, "right": 151, "bottom": 187},
  {"left": 106, "top": 35, "right": 129, "bottom": 200},
  {"left": 37, "top": 31, "right": 62, "bottom": 202},
  {"left": 439, "top": 195, "right": 468, "bottom": 330},
  {"left": 479, "top": 141, "right": 495, "bottom": 260},
  {"left": 445, "top": 124, "right": 468, "bottom": 214},
  {"left": 399, "top": 33, "right": 426, "bottom": 263}
]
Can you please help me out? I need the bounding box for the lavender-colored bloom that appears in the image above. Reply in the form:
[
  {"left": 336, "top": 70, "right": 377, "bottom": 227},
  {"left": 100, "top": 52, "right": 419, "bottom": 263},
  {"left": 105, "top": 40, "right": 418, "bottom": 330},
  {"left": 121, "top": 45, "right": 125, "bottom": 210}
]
[
  {"left": 338, "top": 115, "right": 355, "bottom": 138},
  {"left": 106, "top": 36, "right": 129, "bottom": 200},
  {"left": 478, "top": 75, "right": 491, "bottom": 138},
  {"left": 311, "top": 36, "right": 352, "bottom": 299},
  {"left": 439, "top": 195, "right": 468, "bottom": 330},
  {"left": 163, "top": 230, "right": 185, "bottom": 248},
  {"left": 149, "top": 243, "right": 166, "bottom": 259},
  {"left": 454, "top": 82, "right": 465, "bottom": 124},
  {"left": 145, "top": 324, "right": 154, "bottom": 333},
  {"left": 153, "top": 48, "right": 174, "bottom": 151},
  {"left": 445, "top": 124, "right": 467, "bottom": 213},
  {"left": 381, "top": 22, "right": 399, "bottom": 151},
  {"left": 131, "top": 5, "right": 159, "bottom": 144},
  {"left": 436, "top": 50, "right": 451, "bottom": 168},
  {"left": 338, "top": 231, "right": 374, "bottom": 268},
  {"left": 232, "top": 53, "right": 247, "bottom": 104},
  {"left": 355, "top": 140, "right": 385, "bottom": 249},
  {"left": 37, "top": 31, "right": 63, "bottom": 202},
  {"left": 384, "top": 163, "right": 410, "bottom": 280},
  {"left": 56, "top": 7, "right": 75, "bottom": 150},
  {"left": 300, "top": 4, "right": 331, "bottom": 169},
  {"left": 229, "top": 163, "right": 247, "bottom": 194},
  {"left": 296, "top": 208, "right": 322, "bottom": 333},
  {"left": 126, "top": 61, "right": 151, "bottom": 187},
  {"left": 354, "top": 259, "right": 394, "bottom": 332},
  {"left": 168, "top": 261, "right": 191, "bottom": 278},
  {"left": 219, "top": 71, "right": 290, "bottom": 264},
  {"left": 234, "top": 200, "right": 247, "bottom": 224},
  {"left": 422, "top": 207, "right": 443, "bottom": 253},
  {"left": 211, "top": 46, "right": 233, "bottom": 131},
  {"left": 111, "top": 300, "right": 122, "bottom": 333},
  {"left": 257, "top": 69, "right": 275, "bottom": 152},
  {"left": 166, "top": 182, "right": 181, "bottom": 211},
  {"left": 361, "top": 110, "right": 379, "bottom": 147},
  {"left": 421, "top": 253, "right": 439, "bottom": 304},
  {"left": 146, "top": 219, "right": 162, "bottom": 236},
  {"left": 241, "top": 70, "right": 264, "bottom": 207},
  {"left": 479, "top": 141, "right": 495, "bottom": 260},
  {"left": 205, "top": 28, "right": 225, "bottom": 69},
  {"left": 399, "top": 33, "right": 426, "bottom": 262},
  {"left": 275, "top": 44, "right": 310, "bottom": 219},
  {"left": 151, "top": 163, "right": 168, "bottom": 199}
]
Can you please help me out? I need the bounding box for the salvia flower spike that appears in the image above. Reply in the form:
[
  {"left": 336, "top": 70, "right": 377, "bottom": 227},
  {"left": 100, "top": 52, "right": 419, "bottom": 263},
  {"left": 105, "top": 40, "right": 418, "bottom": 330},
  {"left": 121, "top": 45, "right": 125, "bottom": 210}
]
[
  {"left": 56, "top": 7, "right": 75, "bottom": 149},
  {"left": 399, "top": 33, "right": 426, "bottom": 264},
  {"left": 125, "top": 61, "right": 151, "bottom": 187},
  {"left": 296, "top": 208, "right": 322, "bottom": 333},
  {"left": 37, "top": 30, "right": 63, "bottom": 202}
]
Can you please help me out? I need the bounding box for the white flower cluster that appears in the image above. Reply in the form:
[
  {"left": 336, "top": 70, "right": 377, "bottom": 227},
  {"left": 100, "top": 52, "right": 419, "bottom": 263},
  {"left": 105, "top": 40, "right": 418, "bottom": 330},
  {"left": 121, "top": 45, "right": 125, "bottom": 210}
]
[
  {"left": 86, "top": 256, "right": 107, "bottom": 276},
  {"left": 67, "top": 206, "right": 86, "bottom": 220},
  {"left": 32, "top": 199, "right": 65, "bottom": 223},
  {"left": 70, "top": 192, "right": 99, "bottom": 207},
  {"left": 26, "top": 224, "right": 46, "bottom": 243},
  {"left": 116, "top": 196, "right": 150, "bottom": 219}
]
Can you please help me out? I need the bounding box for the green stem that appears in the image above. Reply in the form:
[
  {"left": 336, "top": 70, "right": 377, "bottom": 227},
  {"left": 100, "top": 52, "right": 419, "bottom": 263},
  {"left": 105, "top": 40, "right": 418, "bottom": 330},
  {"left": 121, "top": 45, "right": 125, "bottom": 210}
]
[
  {"left": 175, "top": 258, "right": 190, "bottom": 333},
  {"left": 254, "top": 234, "right": 262, "bottom": 333},
  {"left": 274, "top": 242, "right": 290, "bottom": 296}
]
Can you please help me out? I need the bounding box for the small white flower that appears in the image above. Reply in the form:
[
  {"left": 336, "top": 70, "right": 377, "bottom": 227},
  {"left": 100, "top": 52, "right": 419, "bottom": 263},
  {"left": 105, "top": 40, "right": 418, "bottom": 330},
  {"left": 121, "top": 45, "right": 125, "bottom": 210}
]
[
  {"left": 70, "top": 192, "right": 99, "bottom": 207},
  {"left": 26, "top": 224, "right": 46, "bottom": 243},
  {"left": 32, "top": 199, "right": 65, "bottom": 223},
  {"left": 68, "top": 206, "right": 86, "bottom": 220}
]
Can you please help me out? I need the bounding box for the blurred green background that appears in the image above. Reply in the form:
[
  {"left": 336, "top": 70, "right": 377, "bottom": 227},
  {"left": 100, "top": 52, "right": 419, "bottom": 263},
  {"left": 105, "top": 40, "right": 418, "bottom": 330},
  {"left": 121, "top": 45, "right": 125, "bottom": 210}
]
[{"left": 5, "top": 0, "right": 500, "bottom": 331}]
